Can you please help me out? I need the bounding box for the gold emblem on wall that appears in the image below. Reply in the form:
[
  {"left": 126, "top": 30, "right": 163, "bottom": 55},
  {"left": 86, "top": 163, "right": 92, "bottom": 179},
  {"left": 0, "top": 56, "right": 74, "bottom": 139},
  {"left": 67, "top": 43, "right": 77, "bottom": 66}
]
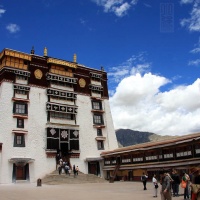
[
  {"left": 79, "top": 78, "right": 86, "bottom": 88},
  {"left": 34, "top": 69, "right": 43, "bottom": 79}
]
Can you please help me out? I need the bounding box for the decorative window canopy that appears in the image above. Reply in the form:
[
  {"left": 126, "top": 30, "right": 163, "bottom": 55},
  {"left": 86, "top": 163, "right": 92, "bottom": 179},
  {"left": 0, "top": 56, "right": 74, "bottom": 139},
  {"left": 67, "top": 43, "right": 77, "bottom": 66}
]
[
  {"left": 4, "top": 67, "right": 30, "bottom": 77},
  {"left": 85, "top": 157, "right": 103, "bottom": 161},
  {"left": 46, "top": 102, "right": 78, "bottom": 114},
  {"left": 47, "top": 88, "right": 77, "bottom": 99},
  {"left": 12, "top": 129, "right": 28, "bottom": 134},
  {"left": 46, "top": 73, "right": 77, "bottom": 84},
  {"left": 89, "top": 84, "right": 103, "bottom": 91},
  {"left": 13, "top": 84, "right": 30, "bottom": 91},
  {"left": 90, "top": 72, "right": 102, "bottom": 79},
  {"left": 95, "top": 136, "right": 106, "bottom": 141}
]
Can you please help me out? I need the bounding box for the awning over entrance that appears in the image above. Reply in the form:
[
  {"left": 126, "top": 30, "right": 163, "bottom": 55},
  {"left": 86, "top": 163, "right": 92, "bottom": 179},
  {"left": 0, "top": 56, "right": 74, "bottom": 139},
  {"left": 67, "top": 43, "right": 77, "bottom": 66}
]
[
  {"left": 9, "top": 157, "right": 35, "bottom": 166},
  {"left": 85, "top": 157, "right": 103, "bottom": 162}
]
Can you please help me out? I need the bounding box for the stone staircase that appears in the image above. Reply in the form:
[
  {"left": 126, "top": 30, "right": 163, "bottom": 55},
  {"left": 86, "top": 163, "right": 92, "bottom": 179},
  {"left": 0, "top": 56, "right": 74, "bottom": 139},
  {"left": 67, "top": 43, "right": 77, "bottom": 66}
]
[{"left": 42, "top": 170, "right": 108, "bottom": 185}]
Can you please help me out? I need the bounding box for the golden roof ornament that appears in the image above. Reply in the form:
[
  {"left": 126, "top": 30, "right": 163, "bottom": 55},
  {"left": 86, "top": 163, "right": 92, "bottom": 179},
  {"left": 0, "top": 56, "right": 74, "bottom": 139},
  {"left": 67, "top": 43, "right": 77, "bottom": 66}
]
[
  {"left": 73, "top": 53, "right": 77, "bottom": 63},
  {"left": 44, "top": 47, "right": 47, "bottom": 56}
]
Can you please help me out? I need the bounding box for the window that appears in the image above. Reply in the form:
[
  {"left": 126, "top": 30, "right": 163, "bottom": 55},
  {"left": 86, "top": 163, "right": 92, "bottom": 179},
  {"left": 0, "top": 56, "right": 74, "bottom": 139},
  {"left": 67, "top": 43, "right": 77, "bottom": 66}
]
[
  {"left": 50, "top": 112, "right": 75, "bottom": 120},
  {"left": 14, "top": 134, "right": 25, "bottom": 147},
  {"left": 97, "top": 129, "right": 102, "bottom": 136},
  {"left": 17, "top": 118, "right": 24, "bottom": 128},
  {"left": 16, "top": 75, "right": 27, "bottom": 80},
  {"left": 93, "top": 114, "right": 104, "bottom": 125},
  {"left": 51, "top": 80, "right": 73, "bottom": 88},
  {"left": 92, "top": 101, "right": 102, "bottom": 110},
  {"left": 13, "top": 102, "right": 28, "bottom": 115},
  {"left": 97, "top": 141, "right": 104, "bottom": 150},
  {"left": 15, "top": 90, "right": 27, "bottom": 95},
  {"left": 91, "top": 76, "right": 101, "bottom": 82}
]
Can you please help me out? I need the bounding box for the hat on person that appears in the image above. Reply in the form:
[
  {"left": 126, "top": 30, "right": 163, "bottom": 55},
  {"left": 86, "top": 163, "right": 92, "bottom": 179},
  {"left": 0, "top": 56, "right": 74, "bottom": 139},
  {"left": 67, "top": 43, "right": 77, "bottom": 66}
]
[{"left": 190, "top": 167, "right": 200, "bottom": 174}]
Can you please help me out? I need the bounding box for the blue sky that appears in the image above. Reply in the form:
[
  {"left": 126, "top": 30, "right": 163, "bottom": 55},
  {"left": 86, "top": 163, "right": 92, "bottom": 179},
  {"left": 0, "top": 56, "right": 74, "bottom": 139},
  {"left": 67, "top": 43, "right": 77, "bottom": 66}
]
[{"left": 1, "top": 0, "right": 200, "bottom": 136}]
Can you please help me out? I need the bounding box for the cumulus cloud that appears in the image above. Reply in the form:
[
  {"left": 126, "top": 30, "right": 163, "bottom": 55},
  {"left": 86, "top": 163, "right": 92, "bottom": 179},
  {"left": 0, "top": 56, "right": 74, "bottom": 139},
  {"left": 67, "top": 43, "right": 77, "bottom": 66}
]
[
  {"left": 108, "top": 56, "right": 200, "bottom": 136},
  {"left": 180, "top": 0, "right": 200, "bottom": 32},
  {"left": 91, "top": 0, "right": 138, "bottom": 17},
  {"left": 6, "top": 23, "right": 20, "bottom": 33},
  {"left": 188, "top": 59, "right": 200, "bottom": 65},
  {"left": 0, "top": 8, "right": 6, "bottom": 17}
]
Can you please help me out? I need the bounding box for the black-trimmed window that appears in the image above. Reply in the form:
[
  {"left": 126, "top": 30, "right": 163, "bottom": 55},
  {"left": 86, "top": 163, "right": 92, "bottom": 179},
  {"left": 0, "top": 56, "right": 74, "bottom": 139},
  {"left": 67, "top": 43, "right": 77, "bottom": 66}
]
[
  {"left": 15, "top": 90, "right": 27, "bottom": 95},
  {"left": 50, "top": 112, "right": 75, "bottom": 120},
  {"left": 97, "top": 141, "right": 104, "bottom": 150},
  {"left": 16, "top": 75, "right": 27, "bottom": 80},
  {"left": 97, "top": 129, "right": 102, "bottom": 136},
  {"left": 51, "top": 80, "right": 73, "bottom": 88},
  {"left": 17, "top": 118, "right": 24, "bottom": 128},
  {"left": 92, "top": 90, "right": 101, "bottom": 94},
  {"left": 92, "top": 101, "right": 102, "bottom": 110},
  {"left": 91, "top": 76, "right": 101, "bottom": 82},
  {"left": 13, "top": 102, "right": 28, "bottom": 115},
  {"left": 93, "top": 114, "right": 104, "bottom": 125},
  {"left": 14, "top": 134, "right": 25, "bottom": 147}
]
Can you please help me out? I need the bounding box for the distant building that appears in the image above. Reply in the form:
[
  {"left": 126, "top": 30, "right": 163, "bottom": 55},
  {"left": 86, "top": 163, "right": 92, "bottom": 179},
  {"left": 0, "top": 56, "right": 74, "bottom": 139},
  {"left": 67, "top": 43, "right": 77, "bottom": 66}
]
[
  {"left": 101, "top": 132, "right": 200, "bottom": 181},
  {"left": 0, "top": 47, "right": 118, "bottom": 183}
]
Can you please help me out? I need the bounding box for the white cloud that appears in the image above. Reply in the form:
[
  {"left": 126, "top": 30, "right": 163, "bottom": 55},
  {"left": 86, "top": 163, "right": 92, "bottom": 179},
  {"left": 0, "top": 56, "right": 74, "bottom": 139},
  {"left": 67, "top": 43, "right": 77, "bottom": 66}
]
[
  {"left": 188, "top": 59, "right": 200, "bottom": 65},
  {"left": 0, "top": 8, "right": 6, "bottom": 17},
  {"left": 6, "top": 23, "right": 20, "bottom": 33},
  {"left": 180, "top": 0, "right": 200, "bottom": 32},
  {"left": 108, "top": 53, "right": 151, "bottom": 85},
  {"left": 109, "top": 57, "right": 200, "bottom": 136},
  {"left": 91, "top": 0, "right": 138, "bottom": 17},
  {"left": 115, "top": 2, "right": 130, "bottom": 17},
  {"left": 190, "top": 37, "right": 200, "bottom": 53},
  {"left": 190, "top": 47, "right": 200, "bottom": 53}
]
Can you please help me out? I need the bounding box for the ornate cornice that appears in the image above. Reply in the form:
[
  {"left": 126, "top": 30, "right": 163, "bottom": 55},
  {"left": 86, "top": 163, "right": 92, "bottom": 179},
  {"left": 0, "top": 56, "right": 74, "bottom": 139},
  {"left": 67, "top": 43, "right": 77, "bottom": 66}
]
[
  {"left": 3, "top": 49, "right": 31, "bottom": 61},
  {"left": 47, "top": 58, "right": 77, "bottom": 69}
]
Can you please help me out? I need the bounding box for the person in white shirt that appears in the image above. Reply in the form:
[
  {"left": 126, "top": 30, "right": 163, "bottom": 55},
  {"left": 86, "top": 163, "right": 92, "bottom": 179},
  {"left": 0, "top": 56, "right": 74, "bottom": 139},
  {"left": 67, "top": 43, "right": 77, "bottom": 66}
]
[{"left": 152, "top": 174, "right": 158, "bottom": 197}]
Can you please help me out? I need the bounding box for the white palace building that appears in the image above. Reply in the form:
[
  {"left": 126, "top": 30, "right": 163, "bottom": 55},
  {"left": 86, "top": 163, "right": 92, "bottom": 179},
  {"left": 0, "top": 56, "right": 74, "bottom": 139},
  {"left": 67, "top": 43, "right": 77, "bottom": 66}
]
[{"left": 0, "top": 47, "right": 118, "bottom": 184}]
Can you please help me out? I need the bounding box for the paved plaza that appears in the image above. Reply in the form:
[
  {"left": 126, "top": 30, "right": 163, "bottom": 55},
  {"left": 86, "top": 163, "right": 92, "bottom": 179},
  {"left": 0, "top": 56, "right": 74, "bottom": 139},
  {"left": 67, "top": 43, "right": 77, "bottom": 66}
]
[{"left": 0, "top": 181, "right": 185, "bottom": 200}]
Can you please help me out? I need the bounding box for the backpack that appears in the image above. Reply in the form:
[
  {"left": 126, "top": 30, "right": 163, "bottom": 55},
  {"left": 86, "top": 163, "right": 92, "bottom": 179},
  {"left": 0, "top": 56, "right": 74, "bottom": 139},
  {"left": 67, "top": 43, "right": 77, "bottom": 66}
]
[{"left": 141, "top": 175, "right": 146, "bottom": 181}]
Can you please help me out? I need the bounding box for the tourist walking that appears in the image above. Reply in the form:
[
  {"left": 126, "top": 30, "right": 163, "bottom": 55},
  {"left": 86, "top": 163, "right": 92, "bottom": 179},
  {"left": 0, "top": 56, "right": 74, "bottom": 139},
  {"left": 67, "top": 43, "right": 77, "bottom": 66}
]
[
  {"left": 182, "top": 171, "right": 190, "bottom": 200},
  {"left": 76, "top": 166, "right": 79, "bottom": 175},
  {"left": 152, "top": 174, "right": 158, "bottom": 197},
  {"left": 141, "top": 172, "right": 148, "bottom": 190},
  {"left": 73, "top": 164, "right": 76, "bottom": 178},
  {"left": 160, "top": 170, "right": 172, "bottom": 200},
  {"left": 171, "top": 169, "right": 180, "bottom": 197}
]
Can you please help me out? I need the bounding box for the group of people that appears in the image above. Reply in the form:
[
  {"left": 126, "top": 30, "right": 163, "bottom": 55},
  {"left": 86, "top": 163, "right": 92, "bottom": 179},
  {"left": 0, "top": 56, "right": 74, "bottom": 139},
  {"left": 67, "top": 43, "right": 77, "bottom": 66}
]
[
  {"left": 57, "top": 158, "right": 79, "bottom": 178},
  {"left": 57, "top": 159, "right": 71, "bottom": 175},
  {"left": 141, "top": 167, "right": 200, "bottom": 200}
]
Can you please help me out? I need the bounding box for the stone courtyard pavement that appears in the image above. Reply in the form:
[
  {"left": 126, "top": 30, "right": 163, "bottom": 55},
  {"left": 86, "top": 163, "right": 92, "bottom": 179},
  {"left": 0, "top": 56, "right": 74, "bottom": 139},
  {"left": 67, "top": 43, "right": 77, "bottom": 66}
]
[{"left": 0, "top": 181, "right": 185, "bottom": 200}]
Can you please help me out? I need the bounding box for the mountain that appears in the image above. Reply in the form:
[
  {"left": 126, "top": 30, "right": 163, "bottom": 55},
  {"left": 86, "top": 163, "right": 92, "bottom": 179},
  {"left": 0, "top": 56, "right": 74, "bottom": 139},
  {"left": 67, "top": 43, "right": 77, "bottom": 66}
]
[{"left": 116, "top": 129, "right": 176, "bottom": 147}]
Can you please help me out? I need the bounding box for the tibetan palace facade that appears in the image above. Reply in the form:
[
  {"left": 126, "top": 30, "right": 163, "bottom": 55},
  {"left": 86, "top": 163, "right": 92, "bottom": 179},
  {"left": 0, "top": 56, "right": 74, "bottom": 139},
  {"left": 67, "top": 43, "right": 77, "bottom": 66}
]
[
  {"left": 0, "top": 47, "right": 118, "bottom": 184},
  {"left": 101, "top": 132, "right": 200, "bottom": 182}
]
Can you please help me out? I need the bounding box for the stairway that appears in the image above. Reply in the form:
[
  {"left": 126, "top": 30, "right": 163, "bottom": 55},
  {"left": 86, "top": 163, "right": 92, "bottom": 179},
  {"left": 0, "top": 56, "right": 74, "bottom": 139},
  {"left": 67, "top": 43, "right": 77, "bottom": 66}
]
[{"left": 42, "top": 170, "right": 108, "bottom": 185}]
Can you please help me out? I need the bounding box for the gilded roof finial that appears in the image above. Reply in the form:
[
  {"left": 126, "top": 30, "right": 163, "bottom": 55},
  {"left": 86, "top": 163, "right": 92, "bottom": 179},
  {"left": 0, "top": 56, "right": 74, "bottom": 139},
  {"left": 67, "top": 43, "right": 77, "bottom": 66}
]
[
  {"left": 73, "top": 53, "right": 77, "bottom": 63},
  {"left": 31, "top": 46, "right": 35, "bottom": 54},
  {"left": 44, "top": 47, "right": 47, "bottom": 57}
]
